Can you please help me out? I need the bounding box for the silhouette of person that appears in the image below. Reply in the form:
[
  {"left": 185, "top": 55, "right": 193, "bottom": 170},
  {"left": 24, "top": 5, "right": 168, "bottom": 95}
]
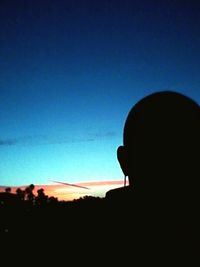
[{"left": 105, "top": 91, "right": 200, "bottom": 263}]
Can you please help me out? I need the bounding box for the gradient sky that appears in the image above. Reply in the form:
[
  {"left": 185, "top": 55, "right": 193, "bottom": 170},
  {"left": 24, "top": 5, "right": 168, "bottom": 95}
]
[{"left": 1, "top": 0, "right": 200, "bottom": 198}]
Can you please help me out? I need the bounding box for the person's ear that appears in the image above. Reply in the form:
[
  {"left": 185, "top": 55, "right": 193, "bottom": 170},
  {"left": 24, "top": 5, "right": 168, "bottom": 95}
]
[{"left": 117, "top": 146, "right": 129, "bottom": 176}]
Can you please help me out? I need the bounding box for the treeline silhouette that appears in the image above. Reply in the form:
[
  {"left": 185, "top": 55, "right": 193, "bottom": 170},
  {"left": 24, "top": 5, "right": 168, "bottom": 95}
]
[{"left": 0, "top": 184, "right": 105, "bottom": 237}]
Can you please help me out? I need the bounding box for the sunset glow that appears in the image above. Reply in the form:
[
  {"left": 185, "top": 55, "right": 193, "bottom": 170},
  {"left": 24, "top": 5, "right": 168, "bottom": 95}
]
[{"left": 0, "top": 180, "right": 126, "bottom": 201}]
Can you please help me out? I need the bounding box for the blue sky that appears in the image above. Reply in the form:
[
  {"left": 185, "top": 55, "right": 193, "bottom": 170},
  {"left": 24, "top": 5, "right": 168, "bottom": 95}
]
[{"left": 1, "top": 0, "right": 200, "bottom": 187}]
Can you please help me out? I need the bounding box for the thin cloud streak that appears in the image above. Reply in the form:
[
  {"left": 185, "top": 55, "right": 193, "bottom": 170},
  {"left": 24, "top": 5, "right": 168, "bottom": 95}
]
[
  {"left": 0, "top": 138, "right": 18, "bottom": 146},
  {"left": 0, "top": 131, "right": 117, "bottom": 147},
  {"left": 51, "top": 180, "right": 90, "bottom": 190},
  {"left": 0, "top": 135, "right": 47, "bottom": 146}
]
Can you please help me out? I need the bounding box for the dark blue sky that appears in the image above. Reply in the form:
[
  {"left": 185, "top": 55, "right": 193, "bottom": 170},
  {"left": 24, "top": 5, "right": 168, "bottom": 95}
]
[{"left": 1, "top": 0, "right": 200, "bottom": 187}]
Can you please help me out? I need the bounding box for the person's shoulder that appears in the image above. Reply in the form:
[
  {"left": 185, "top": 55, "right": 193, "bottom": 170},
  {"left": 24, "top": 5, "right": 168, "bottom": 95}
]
[
  {"left": 105, "top": 185, "right": 141, "bottom": 219},
  {"left": 105, "top": 185, "right": 134, "bottom": 202}
]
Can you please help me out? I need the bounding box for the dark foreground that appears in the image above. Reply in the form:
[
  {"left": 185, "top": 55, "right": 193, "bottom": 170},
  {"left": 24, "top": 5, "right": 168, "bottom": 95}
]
[{"left": 0, "top": 190, "right": 198, "bottom": 265}]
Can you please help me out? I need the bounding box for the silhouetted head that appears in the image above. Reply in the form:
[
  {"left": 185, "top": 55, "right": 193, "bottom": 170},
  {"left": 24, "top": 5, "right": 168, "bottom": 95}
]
[{"left": 117, "top": 91, "right": 200, "bottom": 199}]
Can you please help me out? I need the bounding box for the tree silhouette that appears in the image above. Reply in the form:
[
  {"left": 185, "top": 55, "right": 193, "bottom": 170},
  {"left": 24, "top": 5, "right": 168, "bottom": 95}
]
[
  {"left": 5, "top": 187, "right": 11, "bottom": 193},
  {"left": 25, "top": 184, "right": 35, "bottom": 203},
  {"left": 35, "top": 188, "right": 48, "bottom": 206},
  {"left": 16, "top": 188, "right": 25, "bottom": 201}
]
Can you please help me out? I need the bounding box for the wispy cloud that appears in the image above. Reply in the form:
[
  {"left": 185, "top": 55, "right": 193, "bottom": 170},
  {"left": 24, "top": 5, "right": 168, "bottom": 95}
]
[
  {"left": 0, "top": 138, "right": 18, "bottom": 146},
  {"left": 0, "top": 135, "right": 47, "bottom": 147},
  {"left": 90, "top": 131, "right": 116, "bottom": 139},
  {"left": 0, "top": 131, "right": 117, "bottom": 147}
]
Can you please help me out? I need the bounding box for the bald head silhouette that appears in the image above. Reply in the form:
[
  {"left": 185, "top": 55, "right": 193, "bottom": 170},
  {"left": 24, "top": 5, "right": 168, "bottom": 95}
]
[
  {"left": 107, "top": 91, "right": 200, "bottom": 205},
  {"left": 105, "top": 90, "right": 200, "bottom": 263}
]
